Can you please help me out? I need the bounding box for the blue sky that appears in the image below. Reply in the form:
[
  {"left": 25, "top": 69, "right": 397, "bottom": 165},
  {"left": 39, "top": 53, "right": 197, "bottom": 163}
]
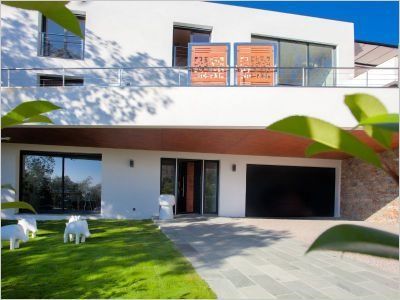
[
  {"left": 216, "top": 1, "right": 399, "bottom": 46},
  {"left": 52, "top": 158, "right": 102, "bottom": 185}
]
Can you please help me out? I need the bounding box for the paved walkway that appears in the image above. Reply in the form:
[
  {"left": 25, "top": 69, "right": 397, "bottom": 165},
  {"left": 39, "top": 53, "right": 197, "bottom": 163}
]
[{"left": 157, "top": 216, "right": 399, "bottom": 299}]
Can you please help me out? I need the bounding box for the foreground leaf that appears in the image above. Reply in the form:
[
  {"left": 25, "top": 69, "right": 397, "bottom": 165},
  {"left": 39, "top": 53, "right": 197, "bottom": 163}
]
[
  {"left": 3, "top": 1, "right": 83, "bottom": 38},
  {"left": 345, "top": 94, "right": 392, "bottom": 148},
  {"left": 305, "top": 142, "right": 336, "bottom": 157},
  {"left": 267, "top": 116, "right": 381, "bottom": 167},
  {"left": 360, "top": 114, "right": 399, "bottom": 132},
  {"left": 1, "top": 201, "right": 37, "bottom": 214},
  {"left": 306, "top": 224, "right": 399, "bottom": 259},
  {"left": 1, "top": 100, "right": 61, "bottom": 128}
]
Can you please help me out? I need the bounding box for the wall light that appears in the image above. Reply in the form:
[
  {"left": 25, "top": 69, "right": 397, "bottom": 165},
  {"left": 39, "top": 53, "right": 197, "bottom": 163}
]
[
  {"left": 232, "top": 164, "right": 236, "bottom": 172},
  {"left": 129, "top": 159, "right": 134, "bottom": 168}
]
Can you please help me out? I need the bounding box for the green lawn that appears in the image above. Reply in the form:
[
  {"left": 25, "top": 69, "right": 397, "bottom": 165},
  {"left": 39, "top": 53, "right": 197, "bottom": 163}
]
[{"left": 1, "top": 220, "right": 216, "bottom": 299}]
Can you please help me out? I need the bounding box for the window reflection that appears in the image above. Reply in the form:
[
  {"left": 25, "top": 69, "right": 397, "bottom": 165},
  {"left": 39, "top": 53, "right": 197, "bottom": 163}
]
[
  {"left": 21, "top": 152, "right": 101, "bottom": 213},
  {"left": 279, "top": 41, "right": 308, "bottom": 86},
  {"left": 160, "top": 158, "right": 176, "bottom": 195},
  {"left": 21, "top": 155, "right": 63, "bottom": 212},
  {"left": 173, "top": 27, "right": 211, "bottom": 66},
  {"left": 308, "top": 44, "right": 335, "bottom": 86},
  {"left": 203, "top": 161, "right": 218, "bottom": 214},
  {"left": 64, "top": 158, "right": 101, "bottom": 212},
  {"left": 40, "top": 15, "right": 85, "bottom": 59},
  {"left": 252, "top": 35, "right": 336, "bottom": 86}
]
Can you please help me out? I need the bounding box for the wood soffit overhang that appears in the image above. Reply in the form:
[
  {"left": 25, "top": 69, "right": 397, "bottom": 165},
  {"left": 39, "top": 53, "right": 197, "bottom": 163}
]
[{"left": 2, "top": 127, "right": 398, "bottom": 159}]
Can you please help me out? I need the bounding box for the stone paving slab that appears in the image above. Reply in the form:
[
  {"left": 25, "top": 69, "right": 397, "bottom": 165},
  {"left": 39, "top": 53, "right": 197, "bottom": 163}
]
[{"left": 157, "top": 217, "right": 399, "bottom": 299}]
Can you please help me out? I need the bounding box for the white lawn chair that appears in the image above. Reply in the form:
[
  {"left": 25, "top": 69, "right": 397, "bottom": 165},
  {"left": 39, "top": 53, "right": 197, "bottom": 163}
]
[{"left": 159, "top": 194, "right": 175, "bottom": 220}]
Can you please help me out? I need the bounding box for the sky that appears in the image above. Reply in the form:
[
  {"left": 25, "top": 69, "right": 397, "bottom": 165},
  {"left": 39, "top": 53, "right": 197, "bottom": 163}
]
[
  {"left": 216, "top": 1, "right": 399, "bottom": 46},
  {"left": 52, "top": 158, "right": 102, "bottom": 185}
]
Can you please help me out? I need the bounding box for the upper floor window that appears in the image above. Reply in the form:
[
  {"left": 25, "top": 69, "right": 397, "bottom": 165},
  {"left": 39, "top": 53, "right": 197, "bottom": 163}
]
[
  {"left": 39, "top": 14, "right": 85, "bottom": 60},
  {"left": 252, "top": 35, "right": 336, "bottom": 86},
  {"left": 173, "top": 26, "right": 211, "bottom": 66},
  {"left": 38, "top": 75, "right": 84, "bottom": 87}
]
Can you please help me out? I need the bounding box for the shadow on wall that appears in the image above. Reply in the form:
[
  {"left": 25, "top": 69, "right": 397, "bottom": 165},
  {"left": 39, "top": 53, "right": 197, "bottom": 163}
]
[
  {"left": 160, "top": 216, "right": 291, "bottom": 271},
  {"left": 1, "top": 10, "right": 177, "bottom": 125}
]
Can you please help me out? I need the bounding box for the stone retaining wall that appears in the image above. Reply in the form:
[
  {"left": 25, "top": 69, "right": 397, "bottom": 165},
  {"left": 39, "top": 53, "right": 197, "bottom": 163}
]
[{"left": 340, "top": 149, "right": 399, "bottom": 224}]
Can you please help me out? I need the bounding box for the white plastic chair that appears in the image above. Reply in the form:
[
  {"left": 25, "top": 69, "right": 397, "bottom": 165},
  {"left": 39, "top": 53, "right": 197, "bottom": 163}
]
[{"left": 159, "top": 194, "right": 175, "bottom": 220}]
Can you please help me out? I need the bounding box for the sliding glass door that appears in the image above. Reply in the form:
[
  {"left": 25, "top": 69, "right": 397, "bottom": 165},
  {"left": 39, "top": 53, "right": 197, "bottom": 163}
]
[
  {"left": 20, "top": 151, "right": 102, "bottom": 213},
  {"left": 160, "top": 158, "right": 219, "bottom": 214}
]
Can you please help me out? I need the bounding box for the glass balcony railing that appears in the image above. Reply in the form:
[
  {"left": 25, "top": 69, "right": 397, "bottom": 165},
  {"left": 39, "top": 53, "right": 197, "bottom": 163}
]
[{"left": 1, "top": 66, "right": 398, "bottom": 88}]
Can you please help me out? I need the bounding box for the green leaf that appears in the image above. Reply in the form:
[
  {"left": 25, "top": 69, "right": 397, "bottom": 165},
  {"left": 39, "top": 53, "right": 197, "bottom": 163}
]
[
  {"left": 3, "top": 1, "right": 83, "bottom": 38},
  {"left": 344, "top": 94, "right": 392, "bottom": 148},
  {"left": 267, "top": 116, "right": 381, "bottom": 167},
  {"left": 1, "top": 201, "right": 37, "bottom": 214},
  {"left": 360, "top": 114, "right": 399, "bottom": 132},
  {"left": 306, "top": 224, "right": 399, "bottom": 259},
  {"left": 306, "top": 142, "right": 336, "bottom": 157},
  {"left": 1, "top": 184, "right": 15, "bottom": 191},
  {"left": 1, "top": 100, "right": 61, "bottom": 128},
  {"left": 344, "top": 94, "right": 388, "bottom": 120},
  {"left": 24, "top": 115, "right": 53, "bottom": 125}
]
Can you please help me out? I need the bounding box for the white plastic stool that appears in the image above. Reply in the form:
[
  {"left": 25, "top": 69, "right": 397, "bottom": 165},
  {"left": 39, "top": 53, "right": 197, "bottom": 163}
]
[{"left": 159, "top": 194, "right": 175, "bottom": 220}]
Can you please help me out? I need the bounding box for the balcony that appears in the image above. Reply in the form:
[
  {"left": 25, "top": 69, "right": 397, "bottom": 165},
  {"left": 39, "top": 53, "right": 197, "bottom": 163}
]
[
  {"left": 1, "top": 65, "right": 398, "bottom": 129},
  {"left": 1, "top": 66, "right": 398, "bottom": 88}
]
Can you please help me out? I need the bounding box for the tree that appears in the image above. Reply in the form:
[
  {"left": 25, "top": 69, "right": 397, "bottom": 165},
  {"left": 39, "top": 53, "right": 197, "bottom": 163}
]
[{"left": 266, "top": 93, "right": 399, "bottom": 259}]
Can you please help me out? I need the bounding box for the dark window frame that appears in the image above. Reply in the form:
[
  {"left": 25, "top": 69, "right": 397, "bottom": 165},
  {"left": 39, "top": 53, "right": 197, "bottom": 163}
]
[
  {"left": 172, "top": 25, "right": 212, "bottom": 67},
  {"left": 159, "top": 158, "right": 219, "bottom": 215},
  {"left": 39, "top": 13, "right": 86, "bottom": 60},
  {"left": 19, "top": 150, "right": 102, "bottom": 214},
  {"left": 38, "top": 74, "right": 84, "bottom": 87}
]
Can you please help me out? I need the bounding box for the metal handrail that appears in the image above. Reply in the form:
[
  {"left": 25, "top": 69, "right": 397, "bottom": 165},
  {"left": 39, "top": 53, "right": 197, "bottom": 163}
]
[
  {"left": 2, "top": 66, "right": 398, "bottom": 71},
  {"left": 1, "top": 66, "right": 398, "bottom": 88}
]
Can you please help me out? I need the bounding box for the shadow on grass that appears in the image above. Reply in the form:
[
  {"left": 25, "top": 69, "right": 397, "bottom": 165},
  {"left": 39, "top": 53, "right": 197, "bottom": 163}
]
[{"left": 1, "top": 219, "right": 215, "bottom": 299}]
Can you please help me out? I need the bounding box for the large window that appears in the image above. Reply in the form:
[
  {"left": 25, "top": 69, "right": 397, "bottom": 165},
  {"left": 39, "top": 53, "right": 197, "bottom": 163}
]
[
  {"left": 40, "top": 14, "right": 85, "bottom": 59},
  {"left": 252, "top": 35, "right": 336, "bottom": 86},
  {"left": 173, "top": 26, "right": 211, "bottom": 66},
  {"left": 20, "top": 151, "right": 101, "bottom": 213}
]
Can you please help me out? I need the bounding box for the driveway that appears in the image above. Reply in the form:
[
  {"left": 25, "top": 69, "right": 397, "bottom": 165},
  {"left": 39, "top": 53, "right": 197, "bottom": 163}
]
[{"left": 158, "top": 216, "right": 399, "bottom": 299}]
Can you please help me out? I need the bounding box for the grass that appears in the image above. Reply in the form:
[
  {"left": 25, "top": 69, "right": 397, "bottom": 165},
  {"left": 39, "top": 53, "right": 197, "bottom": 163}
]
[{"left": 1, "top": 220, "right": 216, "bottom": 299}]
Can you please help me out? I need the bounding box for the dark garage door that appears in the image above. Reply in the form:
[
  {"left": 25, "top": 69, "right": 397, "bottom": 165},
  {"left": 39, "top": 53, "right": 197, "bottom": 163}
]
[{"left": 246, "top": 164, "right": 335, "bottom": 217}]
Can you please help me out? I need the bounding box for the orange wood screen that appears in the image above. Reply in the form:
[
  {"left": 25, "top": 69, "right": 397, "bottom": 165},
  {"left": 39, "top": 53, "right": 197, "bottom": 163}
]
[
  {"left": 185, "top": 162, "right": 194, "bottom": 213},
  {"left": 190, "top": 44, "right": 229, "bottom": 86},
  {"left": 236, "top": 44, "right": 275, "bottom": 86}
]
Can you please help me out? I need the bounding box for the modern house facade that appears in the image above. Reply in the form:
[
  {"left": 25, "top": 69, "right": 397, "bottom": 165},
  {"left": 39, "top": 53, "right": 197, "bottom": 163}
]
[{"left": 1, "top": 1, "right": 398, "bottom": 221}]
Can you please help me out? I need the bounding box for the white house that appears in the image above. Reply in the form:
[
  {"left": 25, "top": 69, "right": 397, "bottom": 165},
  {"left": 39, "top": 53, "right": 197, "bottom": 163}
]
[{"left": 1, "top": 1, "right": 398, "bottom": 221}]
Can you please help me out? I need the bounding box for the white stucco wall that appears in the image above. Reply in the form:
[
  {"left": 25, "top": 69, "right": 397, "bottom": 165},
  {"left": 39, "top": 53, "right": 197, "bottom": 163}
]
[
  {"left": 2, "top": 86, "right": 398, "bottom": 128},
  {"left": 1, "top": 1, "right": 354, "bottom": 70},
  {"left": 1, "top": 143, "right": 341, "bottom": 220}
]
